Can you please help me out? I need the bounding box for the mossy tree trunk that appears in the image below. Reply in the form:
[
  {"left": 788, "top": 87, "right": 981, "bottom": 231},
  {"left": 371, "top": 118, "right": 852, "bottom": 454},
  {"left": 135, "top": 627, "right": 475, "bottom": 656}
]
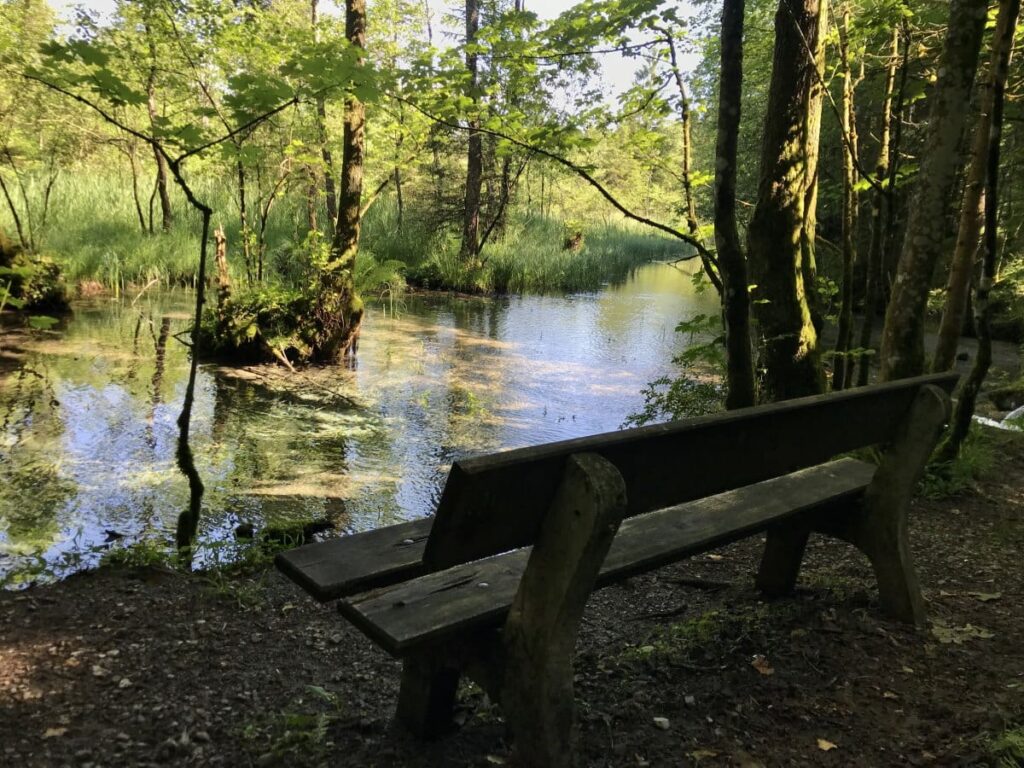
[
  {"left": 832, "top": 8, "right": 858, "bottom": 391},
  {"left": 313, "top": 0, "right": 366, "bottom": 363},
  {"left": 933, "top": 1, "right": 1018, "bottom": 373},
  {"left": 878, "top": 0, "right": 988, "bottom": 381},
  {"left": 940, "top": 0, "right": 1020, "bottom": 459},
  {"left": 746, "top": 0, "right": 828, "bottom": 402},
  {"left": 714, "top": 0, "right": 756, "bottom": 409}
]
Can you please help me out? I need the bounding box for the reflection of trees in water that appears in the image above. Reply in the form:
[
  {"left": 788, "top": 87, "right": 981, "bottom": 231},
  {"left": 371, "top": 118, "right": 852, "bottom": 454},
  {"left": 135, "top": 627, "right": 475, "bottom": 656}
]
[{"left": 0, "top": 366, "right": 75, "bottom": 576}]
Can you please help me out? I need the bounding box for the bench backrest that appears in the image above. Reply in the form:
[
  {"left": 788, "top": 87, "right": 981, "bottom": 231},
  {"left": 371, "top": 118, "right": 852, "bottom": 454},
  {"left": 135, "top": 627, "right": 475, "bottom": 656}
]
[{"left": 422, "top": 372, "right": 959, "bottom": 570}]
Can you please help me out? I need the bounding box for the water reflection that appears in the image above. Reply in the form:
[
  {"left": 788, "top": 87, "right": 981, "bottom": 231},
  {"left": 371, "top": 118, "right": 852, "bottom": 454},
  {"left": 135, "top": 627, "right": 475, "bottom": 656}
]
[{"left": 0, "top": 261, "right": 715, "bottom": 585}]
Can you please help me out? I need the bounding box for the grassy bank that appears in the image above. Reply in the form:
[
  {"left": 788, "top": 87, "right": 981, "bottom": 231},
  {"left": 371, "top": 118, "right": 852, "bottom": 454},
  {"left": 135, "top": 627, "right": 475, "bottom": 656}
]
[{"left": 2, "top": 172, "right": 690, "bottom": 296}]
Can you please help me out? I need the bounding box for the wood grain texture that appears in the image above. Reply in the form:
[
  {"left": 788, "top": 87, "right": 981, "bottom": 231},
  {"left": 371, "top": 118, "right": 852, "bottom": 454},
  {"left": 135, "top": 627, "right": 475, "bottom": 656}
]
[
  {"left": 820, "top": 384, "right": 952, "bottom": 625},
  {"left": 423, "top": 373, "right": 958, "bottom": 570},
  {"left": 341, "top": 458, "right": 876, "bottom": 655},
  {"left": 274, "top": 517, "right": 432, "bottom": 601},
  {"left": 503, "top": 453, "right": 627, "bottom": 767}
]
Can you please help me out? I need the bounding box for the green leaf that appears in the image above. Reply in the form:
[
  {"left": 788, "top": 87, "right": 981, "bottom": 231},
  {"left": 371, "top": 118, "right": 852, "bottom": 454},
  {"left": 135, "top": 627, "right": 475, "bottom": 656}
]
[{"left": 27, "top": 315, "right": 59, "bottom": 330}]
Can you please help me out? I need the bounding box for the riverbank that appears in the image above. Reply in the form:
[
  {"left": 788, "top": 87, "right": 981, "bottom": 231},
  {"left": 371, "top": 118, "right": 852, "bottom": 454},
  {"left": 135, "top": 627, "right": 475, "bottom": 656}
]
[{"left": 3, "top": 428, "right": 1022, "bottom": 767}]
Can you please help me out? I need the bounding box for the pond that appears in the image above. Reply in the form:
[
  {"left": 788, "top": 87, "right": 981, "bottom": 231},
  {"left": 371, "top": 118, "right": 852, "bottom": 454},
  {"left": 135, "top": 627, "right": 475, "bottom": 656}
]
[{"left": 0, "top": 261, "right": 717, "bottom": 586}]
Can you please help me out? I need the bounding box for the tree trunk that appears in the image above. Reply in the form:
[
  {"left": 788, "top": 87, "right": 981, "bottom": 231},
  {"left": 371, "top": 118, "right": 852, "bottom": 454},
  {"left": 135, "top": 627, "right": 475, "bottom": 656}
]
[
  {"left": 746, "top": 0, "right": 828, "bottom": 402},
  {"left": 312, "top": 0, "right": 338, "bottom": 236},
  {"left": 459, "top": 0, "right": 482, "bottom": 261},
  {"left": 878, "top": 0, "right": 988, "bottom": 381},
  {"left": 237, "top": 158, "right": 253, "bottom": 284},
  {"left": 934, "top": 4, "right": 1018, "bottom": 372},
  {"left": 800, "top": 2, "right": 828, "bottom": 337},
  {"left": 939, "top": 0, "right": 1019, "bottom": 459},
  {"left": 855, "top": 27, "right": 900, "bottom": 387},
  {"left": 316, "top": 0, "right": 367, "bottom": 362},
  {"left": 832, "top": 9, "right": 858, "bottom": 391},
  {"left": 127, "top": 142, "right": 147, "bottom": 234},
  {"left": 714, "top": 0, "right": 756, "bottom": 409},
  {"left": 146, "top": 30, "right": 173, "bottom": 233}
]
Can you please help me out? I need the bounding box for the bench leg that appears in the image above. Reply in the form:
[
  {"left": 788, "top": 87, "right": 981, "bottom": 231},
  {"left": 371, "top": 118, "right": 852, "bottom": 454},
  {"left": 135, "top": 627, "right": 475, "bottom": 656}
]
[
  {"left": 395, "top": 653, "right": 461, "bottom": 739},
  {"left": 503, "top": 453, "right": 627, "bottom": 768},
  {"left": 824, "top": 385, "right": 950, "bottom": 626},
  {"left": 756, "top": 522, "right": 810, "bottom": 597}
]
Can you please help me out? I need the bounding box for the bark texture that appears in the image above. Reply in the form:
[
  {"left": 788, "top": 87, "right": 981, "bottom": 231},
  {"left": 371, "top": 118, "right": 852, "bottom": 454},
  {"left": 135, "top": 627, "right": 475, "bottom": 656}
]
[
  {"left": 315, "top": 0, "right": 366, "bottom": 362},
  {"left": 933, "top": 3, "right": 1018, "bottom": 372},
  {"left": 878, "top": 0, "right": 988, "bottom": 381},
  {"left": 714, "top": 0, "right": 756, "bottom": 409},
  {"left": 746, "top": 0, "right": 828, "bottom": 401},
  {"left": 459, "top": 0, "right": 482, "bottom": 261},
  {"left": 855, "top": 27, "right": 900, "bottom": 387},
  {"left": 940, "top": 0, "right": 1020, "bottom": 458}
]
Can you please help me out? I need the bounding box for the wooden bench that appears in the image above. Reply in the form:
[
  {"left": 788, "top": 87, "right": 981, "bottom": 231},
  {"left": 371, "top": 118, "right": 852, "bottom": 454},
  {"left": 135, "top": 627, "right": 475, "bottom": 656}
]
[{"left": 276, "top": 373, "right": 957, "bottom": 765}]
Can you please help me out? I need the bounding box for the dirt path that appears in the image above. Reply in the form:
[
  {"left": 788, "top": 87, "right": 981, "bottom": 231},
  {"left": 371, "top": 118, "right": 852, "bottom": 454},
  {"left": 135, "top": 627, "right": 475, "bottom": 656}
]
[{"left": 2, "top": 432, "right": 1024, "bottom": 767}]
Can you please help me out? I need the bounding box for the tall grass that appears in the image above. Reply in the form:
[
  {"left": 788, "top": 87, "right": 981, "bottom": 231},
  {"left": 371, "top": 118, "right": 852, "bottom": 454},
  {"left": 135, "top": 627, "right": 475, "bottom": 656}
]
[{"left": 2, "top": 171, "right": 691, "bottom": 295}]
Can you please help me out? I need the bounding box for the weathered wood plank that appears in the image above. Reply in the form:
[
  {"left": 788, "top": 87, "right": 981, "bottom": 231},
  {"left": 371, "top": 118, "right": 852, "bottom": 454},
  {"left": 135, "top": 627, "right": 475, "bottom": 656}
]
[
  {"left": 503, "top": 453, "right": 627, "bottom": 767},
  {"left": 423, "top": 373, "right": 958, "bottom": 569},
  {"left": 821, "top": 384, "right": 952, "bottom": 625},
  {"left": 274, "top": 517, "right": 433, "bottom": 602},
  {"left": 341, "top": 458, "right": 875, "bottom": 655}
]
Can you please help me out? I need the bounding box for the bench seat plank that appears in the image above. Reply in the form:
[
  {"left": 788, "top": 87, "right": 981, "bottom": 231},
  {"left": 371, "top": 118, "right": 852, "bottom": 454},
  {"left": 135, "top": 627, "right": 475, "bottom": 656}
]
[
  {"left": 341, "top": 457, "right": 876, "bottom": 655},
  {"left": 275, "top": 517, "right": 433, "bottom": 602}
]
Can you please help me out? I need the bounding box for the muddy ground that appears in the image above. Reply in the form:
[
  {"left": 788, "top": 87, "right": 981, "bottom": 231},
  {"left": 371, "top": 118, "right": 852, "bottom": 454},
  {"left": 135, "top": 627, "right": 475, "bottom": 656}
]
[{"left": 2, "top": 432, "right": 1024, "bottom": 768}]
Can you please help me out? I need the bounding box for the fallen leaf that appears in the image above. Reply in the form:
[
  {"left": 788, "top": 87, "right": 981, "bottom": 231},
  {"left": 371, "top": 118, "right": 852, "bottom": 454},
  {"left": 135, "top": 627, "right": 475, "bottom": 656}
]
[
  {"left": 968, "top": 591, "right": 1002, "bottom": 603},
  {"left": 931, "top": 621, "right": 995, "bottom": 644},
  {"left": 817, "top": 738, "right": 838, "bottom": 752},
  {"left": 689, "top": 748, "right": 719, "bottom": 760},
  {"left": 883, "top": 691, "right": 899, "bottom": 700},
  {"left": 43, "top": 728, "right": 67, "bottom": 739},
  {"left": 751, "top": 654, "right": 774, "bottom": 676}
]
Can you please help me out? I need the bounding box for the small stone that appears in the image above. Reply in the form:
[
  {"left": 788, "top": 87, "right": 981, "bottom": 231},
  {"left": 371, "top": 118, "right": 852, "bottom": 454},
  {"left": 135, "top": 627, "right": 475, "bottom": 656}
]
[
  {"left": 684, "top": 695, "right": 696, "bottom": 707},
  {"left": 194, "top": 731, "right": 210, "bottom": 743},
  {"left": 652, "top": 717, "right": 670, "bottom": 730},
  {"left": 118, "top": 678, "right": 132, "bottom": 689}
]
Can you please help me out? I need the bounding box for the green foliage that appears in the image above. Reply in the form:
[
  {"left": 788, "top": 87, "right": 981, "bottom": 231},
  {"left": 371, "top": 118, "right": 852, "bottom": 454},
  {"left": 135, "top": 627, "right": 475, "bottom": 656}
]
[
  {"left": 0, "top": 251, "right": 68, "bottom": 313},
  {"left": 202, "top": 284, "right": 314, "bottom": 362},
  {"left": 101, "top": 538, "right": 175, "bottom": 570},
  {"left": 919, "top": 426, "right": 997, "bottom": 499},
  {"left": 242, "top": 685, "right": 348, "bottom": 764},
  {"left": 625, "top": 312, "right": 726, "bottom": 426},
  {"left": 988, "top": 724, "right": 1024, "bottom": 768}
]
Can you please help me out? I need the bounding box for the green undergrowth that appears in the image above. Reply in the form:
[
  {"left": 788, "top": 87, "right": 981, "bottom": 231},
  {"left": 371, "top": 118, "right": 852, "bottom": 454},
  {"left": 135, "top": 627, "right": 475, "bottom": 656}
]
[
  {"left": 2, "top": 172, "right": 687, "bottom": 296},
  {"left": 619, "top": 602, "right": 804, "bottom": 666},
  {"left": 986, "top": 724, "right": 1024, "bottom": 767},
  {"left": 242, "top": 685, "right": 348, "bottom": 764},
  {"left": 920, "top": 426, "right": 1000, "bottom": 499}
]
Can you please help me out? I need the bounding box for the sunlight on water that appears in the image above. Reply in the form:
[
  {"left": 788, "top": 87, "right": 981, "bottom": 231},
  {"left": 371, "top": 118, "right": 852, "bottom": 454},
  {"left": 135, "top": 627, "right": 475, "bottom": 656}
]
[{"left": 0, "top": 262, "right": 716, "bottom": 585}]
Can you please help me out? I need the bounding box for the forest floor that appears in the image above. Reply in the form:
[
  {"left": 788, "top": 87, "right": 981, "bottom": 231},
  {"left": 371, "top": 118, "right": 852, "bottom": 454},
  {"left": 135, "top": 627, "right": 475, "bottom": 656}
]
[{"left": 2, "top": 432, "right": 1024, "bottom": 767}]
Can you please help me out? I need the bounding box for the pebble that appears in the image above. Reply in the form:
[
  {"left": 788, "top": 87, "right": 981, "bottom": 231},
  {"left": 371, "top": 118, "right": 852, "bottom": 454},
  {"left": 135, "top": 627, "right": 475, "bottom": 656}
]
[{"left": 652, "top": 717, "right": 670, "bottom": 730}]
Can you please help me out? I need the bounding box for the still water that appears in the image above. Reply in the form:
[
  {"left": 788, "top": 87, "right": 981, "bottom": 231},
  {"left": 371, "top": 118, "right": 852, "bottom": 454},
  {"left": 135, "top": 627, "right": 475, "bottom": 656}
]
[{"left": 0, "top": 261, "right": 716, "bottom": 586}]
